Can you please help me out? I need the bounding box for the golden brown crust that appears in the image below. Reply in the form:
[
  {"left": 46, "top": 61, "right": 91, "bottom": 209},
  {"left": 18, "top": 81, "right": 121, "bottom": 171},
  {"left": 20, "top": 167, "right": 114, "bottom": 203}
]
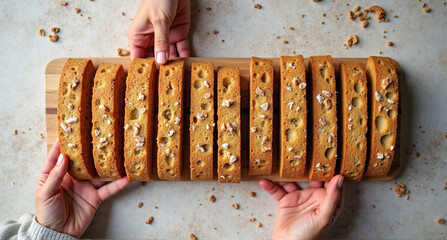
[
  {"left": 157, "top": 60, "right": 184, "bottom": 180},
  {"left": 364, "top": 56, "right": 399, "bottom": 177},
  {"left": 124, "top": 58, "right": 156, "bottom": 181},
  {"left": 190, "top": 63, "right": 214, "bottom": 180},
  {"left": 92, "top": 64, "right": 126, "bottom": 179},
  {"left": 217, "top": 67, "right": 241, "bottom": 183},
  {"left": 58, "top": 58, "right": 96, "bottom": 180},
  {"left": 279, "top": 55, "right": 307, "bottom": 178},
  {"left": 339, "top": 62, "right": 368, "bottom": 181},
  {"left": 308, "top": 56, "right": 337, "bottom": 181},
  {"left": 249, "top": 57, "right": 274, "bottom": 176}
]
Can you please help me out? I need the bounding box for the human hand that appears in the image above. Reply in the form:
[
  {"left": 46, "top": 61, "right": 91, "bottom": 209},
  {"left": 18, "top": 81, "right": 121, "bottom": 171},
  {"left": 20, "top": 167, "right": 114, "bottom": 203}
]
[
  {"left": 259, "top": 175, "right": 344, "bottom": 240},
  {"left": 128, "top": 0, "right": 191, "bottom": 64},
  {"left": 34, "top": 139, "right": 130, "bottom": 238}
]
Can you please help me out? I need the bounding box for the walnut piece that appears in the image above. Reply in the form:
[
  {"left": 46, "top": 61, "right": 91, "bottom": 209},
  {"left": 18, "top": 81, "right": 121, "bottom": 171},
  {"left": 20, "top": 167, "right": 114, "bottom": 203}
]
[
  {"left": 364, "top": 5, "right": 386, "bottom": 22},
  {"left": 117, "top": 48, "right": 130, "bottom": 56},
  {"left": 346, "top": 34, "right": 358, "bottom": 47}
]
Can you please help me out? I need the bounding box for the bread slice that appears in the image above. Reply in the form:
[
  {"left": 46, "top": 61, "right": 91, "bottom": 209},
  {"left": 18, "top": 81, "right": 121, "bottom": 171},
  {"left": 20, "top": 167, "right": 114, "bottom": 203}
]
[
  {"left": 217, "top": 67, "right": 241, "bottom": 183},
  {"left": 339, "top": 62, "right": 368, "bottom": 181},
  {"left": 364, "top": 56, "right": 399, "bottom": 177},
  {"left": 308, "top": 56, "right": 338, "bottom": 181},
  {"left": 157, "top": 60, "right": 185, "bottom": 180},
  {"left": 91, "top": 64, "right": 126, "bottom": 179},
  {"left": 249, "top": 57, "right": 274, "bottom": 176},
  {"left": 190, "top": 63, "right": 214, "bottom": 180},
  {"left": 124, "top": 58, "right": 156, "bottom": 181},
  {"left": 279, "top": 55, "right": 307, "bottom": 178},
  {"left": 57, "top": 58, "right": 96, "bottom": 180}
]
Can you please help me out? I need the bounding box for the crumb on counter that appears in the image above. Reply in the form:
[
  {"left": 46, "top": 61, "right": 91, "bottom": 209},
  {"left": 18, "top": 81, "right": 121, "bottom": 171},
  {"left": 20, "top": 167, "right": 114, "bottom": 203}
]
[
  {"left": 117, "top": 48, "right": 130, "bottom": 56},
  {"left": 253, "top": 4, "right": 262, "bottom": 9},
  {"left": 209, "top": 195, "right": 216, "bottom": 202},
  {"left": 232, "top": 203, "right": 239, "bottom": 209},
  {"left": 145, "top": 216, "right": 153, "bottom": 224}
]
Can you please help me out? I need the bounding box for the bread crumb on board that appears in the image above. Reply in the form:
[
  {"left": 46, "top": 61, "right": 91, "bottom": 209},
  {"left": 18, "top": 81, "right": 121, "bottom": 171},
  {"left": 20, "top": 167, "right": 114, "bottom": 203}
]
[
  {"left": 137, "top": 202, "right": 143, "bottom": 208},
  {"left": 257, "top": 222, "right": 262, "bottom": 228},
  {"left": 371, "top": 204, "right": 376, "bottom": 208},
  {"left": 49, "top": 34, "right": 59, "bottom": 42},
  {"left": 51, "top": 27, "right": 60, "bottom": 33},
  {"left": 232, "top": 203, "right": 239, "bottom": 209},
  {"left": 436, "top": 217, "right": 446, "bottom": 224},
  {"left": 59, "top": 1, "right": 67, "bottom": 6},
  {"left": 250, "top": 192, "right": 256, "bottom": 197},
  {"left": 74, "top": 8, "right": 81, "bottom": 14},
  {"left": 145, "top": 216, "right": 153, "bottom": 224},
  {"left": 206, "top": 7, "right": 212, "bottom": 11},
  {"left": 39, "top": 29, "right": 45, "bottom": 36},
  {"left": 253, "top": 4, "right": 261, "bottom": 9},
  {"left": 14, "top": 130, "right": 18, "bottom": 135},
  {"left": 283, "top": 40, "right": 289, "bottom": 44},
  {"left": 117, "top": 48, "right": 130, "bottom": 56},
  {"left": 213, "top": 29, "right": 219, "bottom": 34},
  {"left": 394, "top": 182, "right": 410, "bottom": 200},
  {"left": 424, "top": 8, "right": 431, "bottom": 13},
  {"left": 249, "top": 218, "right": 256, "bottom": 222},
  {"left": 387, "top": 41, "right": 393, "bottom": 46},
  {"left": 190, "top": 233, "right": 198, "bottom": 240},
  {"left": 346, "top": 34, "right": 358, "bottom": 47},
  {"left": 209, "top": 195, "right": 216, "bottom": 202}
]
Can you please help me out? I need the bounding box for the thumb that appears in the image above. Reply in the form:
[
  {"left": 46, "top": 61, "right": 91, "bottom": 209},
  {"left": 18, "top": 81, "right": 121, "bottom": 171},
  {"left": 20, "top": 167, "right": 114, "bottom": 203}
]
[
  {"left": 153, "top": 17, "right": 171, "bottom": 65},
  {"left": 318, "top": 175, "right": 344, "bottom": 223},
  {"left": 41, "top": 153, "right": 68, "bottom": 198}
]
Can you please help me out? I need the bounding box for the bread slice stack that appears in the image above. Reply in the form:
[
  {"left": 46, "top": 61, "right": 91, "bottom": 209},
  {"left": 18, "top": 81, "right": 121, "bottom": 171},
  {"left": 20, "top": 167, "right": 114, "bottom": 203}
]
[{"left": 55, "top": 56, "right": 399, "bottom": 182}]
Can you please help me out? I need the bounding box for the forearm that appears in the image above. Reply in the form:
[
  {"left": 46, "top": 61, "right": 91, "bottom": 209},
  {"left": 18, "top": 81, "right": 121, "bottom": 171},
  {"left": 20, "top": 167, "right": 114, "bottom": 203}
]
[{"left": 0, "top": 214, "right": 76, "bottom": 240}]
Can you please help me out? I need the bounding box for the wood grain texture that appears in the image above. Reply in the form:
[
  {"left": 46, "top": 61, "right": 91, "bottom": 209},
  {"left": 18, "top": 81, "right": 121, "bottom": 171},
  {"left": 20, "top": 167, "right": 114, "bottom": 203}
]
[{"left": 45, "top": 57, "right": 401, "bottom": 181}]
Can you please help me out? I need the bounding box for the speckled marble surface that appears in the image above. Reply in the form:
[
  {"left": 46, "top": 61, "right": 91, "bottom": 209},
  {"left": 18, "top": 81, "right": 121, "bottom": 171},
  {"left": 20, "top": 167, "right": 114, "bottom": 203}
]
[{"left": 0, "top": 0, "right": 446, "bottom": 239}]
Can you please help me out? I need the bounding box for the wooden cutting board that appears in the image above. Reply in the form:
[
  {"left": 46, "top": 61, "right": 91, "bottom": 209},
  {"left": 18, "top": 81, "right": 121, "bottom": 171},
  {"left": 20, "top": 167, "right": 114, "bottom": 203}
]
[{"left": 45, "top": 57, "right": 401, "bottom": 182}]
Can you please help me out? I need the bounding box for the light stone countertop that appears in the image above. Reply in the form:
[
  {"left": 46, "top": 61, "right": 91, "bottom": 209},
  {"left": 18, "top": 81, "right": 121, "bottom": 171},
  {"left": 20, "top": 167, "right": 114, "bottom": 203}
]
[{"left": 0, "top": 0, "right": 446, "bottom": 239}]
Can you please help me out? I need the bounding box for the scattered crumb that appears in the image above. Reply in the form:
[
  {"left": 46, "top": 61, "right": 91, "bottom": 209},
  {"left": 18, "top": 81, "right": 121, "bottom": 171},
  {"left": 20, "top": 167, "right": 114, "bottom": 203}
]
[
  {"left": 322, "top": 13, "right": 326, "bottom": 17},
  {"left": 346, "top": 34, "right": 358, "bottom": 47},
  {"left": 379, "top": 51, "right": 382, "bottom": 55},
  {"left": 249, "top": 218, "right": 256, "bottom": 222},
  {"left": 421, "top": 3, "right": 426, "bottom": 8},
  {"left": 364, "top": 5, "right": 387, "bottom": 22},
  {"left": 190, "top": 233, "right": 197, "bottom": 240},
  {"left": 387, "top": 41, "right": 393, "bottom": 46},
  {"left": 301, "top": 14, "right": 305, "bottom": 18},
  {"left": 253, "top": 3, "right": 262, "bottom": 9},
  {"left": 393, "top": 14, "right": 398, "bottom": 18},
  {"left": 292, "top": 50, "right": 296, "bottom": 55},
  {"left": 48, "top": 34, "right": 59, "bottom": 42},
  {"left": 40, "top": 133, "right": 44, "bottom": 139},
  {"left": 117, "top": 48, "right": 130, "bottom": 56},
  {"left": 371, "top": 204, "right": 376, "bottom": 208},
  {"left": 51, "top": 27, "right": 60, "bottom": 33},
  {"left": 121, "top": 12, "right": 125, "bottom": 16},
  {"left": 257, "top": 222, "right": 262, "bottom": 228},
  {"left": 141, "top": 181, "right": 147, "bottom": 186},
  {"left": 213, "top": 29, "right": 219, "bottom": 34},
  {"left": 59, "top": 1, "right": 67, "bottom": 6},
  {"left": 443, "top": 186, "right": 446, "bottom": 190},
  {"left": 154, "top": 206, "right": 158, "bottom": 209},
  {"left": 283, "top": 40, "right": 289, "bottom": 44},
  {"left": 74, "top": 8, "right": 81, "bottom": 13},
  {"left": 430, "top": 188, "right": 434, "bottom": 191},
  {"left": 206, "top": 7, "right": 212, "bottom": 11},
  {"left": 230, "top": 195, "right": 234, "bottom": 198},
  {"left": 436, "top": 218, "right": 445, "bottom": 224},
  {"left": 38, "top": 29, "right": 45, "bottom": 36},
  {"left": 209, "top": 195, "right": 216, "bottom": 202},
  {"left": 14, "top": 130, "right": 17, "bottom": 135},
  {"left": 362, "top": 20, "right": 369, "bottom": 28},
  {"left": 250, "top": 192, "right": 256, "bottom": 197},
  {"left": 232, "top": 203, "right": 239, "bottom": 209},
  {"left": 321, "top": 21, "right": 325, "bottom": 24},
  {"left": 221, "top": 39, "right": 225, "bottom": 42},
  {"left": 88, "top": 16, "right": 91, "bottom": 20},
  {"left": 267, "top": 213, "right": 272, "bottom": 217},
  {"left": 394, "top": 182, "right": 410, "bottom": 199},
  {"left": 424, "top": 8, "right": 431, "bottom": 13},
  {"left": 138, "top": 202, "right": 143, "bottom": 208},
  {"left": 416, "top": 152, "right": 421, "bottom": 157},
  {"left": 145, "top": 216, "right": 153, "bottom": 224},
  {"left": 289, "top": 26, "right": 294, "bottom": 30},
  {"left": 276, "top": 36, "right": 281, "bottom": 39}
]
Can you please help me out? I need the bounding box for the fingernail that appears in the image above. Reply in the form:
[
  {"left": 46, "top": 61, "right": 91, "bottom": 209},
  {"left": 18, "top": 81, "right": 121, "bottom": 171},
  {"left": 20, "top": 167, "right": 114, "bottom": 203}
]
[
  {"left": 338, "top": 176, "right": 344, "bottom": 188},
  {"left": 156, "top": 52, "right": 168, "bottom": 64},
  {"left": 57, "top": 154, "right": 64, "bottom": 165}
]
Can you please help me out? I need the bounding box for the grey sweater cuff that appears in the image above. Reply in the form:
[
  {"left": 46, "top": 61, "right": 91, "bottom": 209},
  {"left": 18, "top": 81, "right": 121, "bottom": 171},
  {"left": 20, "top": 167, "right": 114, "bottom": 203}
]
[{"left": 28, "top": 217, "right": 77, "bottom": 240}]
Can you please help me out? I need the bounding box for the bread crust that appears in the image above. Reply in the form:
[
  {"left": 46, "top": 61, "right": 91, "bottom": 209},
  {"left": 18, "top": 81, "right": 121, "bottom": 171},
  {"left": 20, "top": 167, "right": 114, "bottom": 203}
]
[
  {"left": 124, "top": 58, "right": 156, "bottom": 181},
  {"left": 308, "top": 56, "right": 337, "bottom": 181},
  {"left": 92, "top": 63, "right": 126, "bottom": 179},
  {"left": 339, "top": 62, "right": 368, "bottom": 181},
  {"left": 249, "top": 57, "right": 274, "bottom": 175},
  {"left": 279, "top": 55, "right": 307, "bottom": 178},
  {"left": 58, "top": 58, "right": 96, "bottom": 180},
  {"left": 364, "top": 56, "right": 399, "bottom": 177},
  {"left": 190, "top": 63, "right": 214, "bottom": 180},
  {"left": 157, "top": 60, "right": 185, "bottom": 180},
  {"left": 217, "top": 67, "right": 241, "bottom": 183}
]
